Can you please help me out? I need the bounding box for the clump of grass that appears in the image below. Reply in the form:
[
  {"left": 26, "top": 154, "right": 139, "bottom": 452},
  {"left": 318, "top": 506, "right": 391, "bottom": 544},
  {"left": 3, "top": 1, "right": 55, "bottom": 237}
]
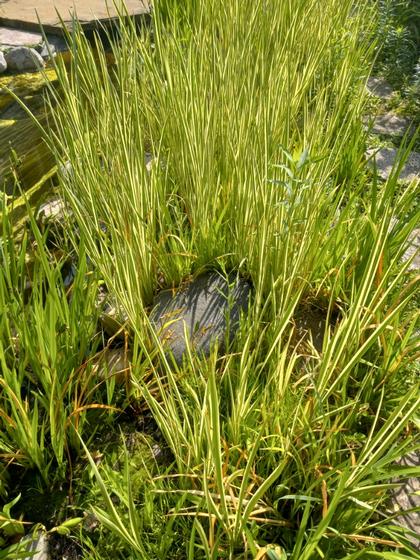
[
  {"left": 1, "top": 0, "right": 419, "bottom": 558},
  {"left": 0, "top": 194, "right": 119, "bottom": 489}
]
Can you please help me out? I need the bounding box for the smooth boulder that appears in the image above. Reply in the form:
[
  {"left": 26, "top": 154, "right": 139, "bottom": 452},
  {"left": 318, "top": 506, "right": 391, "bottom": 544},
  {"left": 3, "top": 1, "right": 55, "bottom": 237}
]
[
  {"left": 5, "top": 47, "right": 45, "bottom": 72},
  {"left": 150, "top": 273, "right": 252, "bottom": 364},
  {"left": 0, "top": 27, "right": 42, "bottom": 49},
  {"left": 92, "top": 347, "right": 131, "bottom": 384}
]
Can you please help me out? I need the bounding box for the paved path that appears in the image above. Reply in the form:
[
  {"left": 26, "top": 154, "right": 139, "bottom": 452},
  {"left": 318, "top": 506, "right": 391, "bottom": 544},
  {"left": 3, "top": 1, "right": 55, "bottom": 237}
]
[
  {"left": 366, "top": 148, "right": 420, "bottom": 183},
  {"left": 0, "top": 0, "right": 151, "bottom": 34},
  {"left": 365, "top": 75, "right": 419, "bottom": 183}
]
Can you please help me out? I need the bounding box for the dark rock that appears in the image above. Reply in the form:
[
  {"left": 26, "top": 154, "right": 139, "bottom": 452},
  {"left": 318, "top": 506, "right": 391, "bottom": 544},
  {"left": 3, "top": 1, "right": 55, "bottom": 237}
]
[
  {"left": 43, "top": 35, "right": 68, "bottom": 55},
  {"left": 62, "top": 260, "right": 77, "bottom": 288},
  {"left": 0, "top": 51, "right": 7, "bottom": 73},
  {"left": 4, "top": 47, "right": 45, "bottom": 72},
  {"left": 48, "top": 533, "right": 82, "bottom": 560},
  {"left": 150, "top": 272, "right": 252, "bottom": 364},
  {"left": 293, "top": 307, "right": 328, "bottom": 354}
]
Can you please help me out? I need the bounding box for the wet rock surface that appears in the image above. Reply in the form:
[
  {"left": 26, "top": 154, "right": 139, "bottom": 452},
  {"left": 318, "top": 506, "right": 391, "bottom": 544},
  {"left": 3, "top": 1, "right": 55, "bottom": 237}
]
[
  {"left": 366, "top": 148, "right": 420, "bottom": 182},
  {"left": 4, "top": 46, "right": 45, "bottom": 72},
  {"left": 150, "top": 273, "right": 252, "bottom": 364}
]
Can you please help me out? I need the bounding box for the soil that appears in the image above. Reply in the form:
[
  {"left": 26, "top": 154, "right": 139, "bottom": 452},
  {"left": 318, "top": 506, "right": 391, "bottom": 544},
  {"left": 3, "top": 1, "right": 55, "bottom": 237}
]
[
  {"left": 49, "top": 533, "right": 83, "bottom": 560},
  {"left": 292, "top": 301, "right": 340, "bottom": 355}
]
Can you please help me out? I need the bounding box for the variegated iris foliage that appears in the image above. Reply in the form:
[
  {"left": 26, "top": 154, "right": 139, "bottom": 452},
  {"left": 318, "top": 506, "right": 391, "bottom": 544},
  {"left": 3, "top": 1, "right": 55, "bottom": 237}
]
[{"left": 0, "top": 0, "right": 419, "bottom": 558}]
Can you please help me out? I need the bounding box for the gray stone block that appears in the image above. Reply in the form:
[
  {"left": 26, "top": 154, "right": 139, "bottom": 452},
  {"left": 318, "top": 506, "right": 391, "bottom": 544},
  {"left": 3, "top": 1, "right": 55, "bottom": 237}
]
[
  {"left": 150, "top": 273, "right": 252, "bottom": 364},
  {"left": 0, "top": 27, "right": 43, "bottom": 49},
  {"left": 4, "top": 46, "right": 45, "bottom": 72},
  {"left": 371, "top": 114, "right": 413, "bottom": 137},
  {"left": 389, "top": 451, "right": 420, "bottom": 549},
  {"left": 366, "top": 148, "right": 420, "bottom": 182},
  {"left": 366, "top": 76, "right": 394, "bottom": 100}
]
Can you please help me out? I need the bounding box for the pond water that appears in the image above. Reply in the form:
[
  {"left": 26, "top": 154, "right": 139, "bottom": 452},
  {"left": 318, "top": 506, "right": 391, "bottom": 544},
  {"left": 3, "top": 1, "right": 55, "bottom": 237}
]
[{"left": 0, "top": 65, "right": 59, "bottom": 198}]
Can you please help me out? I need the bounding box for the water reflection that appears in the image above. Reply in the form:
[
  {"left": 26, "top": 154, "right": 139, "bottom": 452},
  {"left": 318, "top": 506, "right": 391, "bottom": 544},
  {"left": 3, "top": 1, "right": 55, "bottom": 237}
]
[{"left": 0, "top": 66, "right": 57, "bottom": 195}]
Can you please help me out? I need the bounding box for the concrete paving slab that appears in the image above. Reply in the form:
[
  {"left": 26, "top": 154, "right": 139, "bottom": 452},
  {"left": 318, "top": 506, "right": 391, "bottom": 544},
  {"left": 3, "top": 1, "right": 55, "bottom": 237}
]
[
  {"left": 390, "top": 452, "right": 420, "bottom": 550},
  {"left": 366, "top": 148, "right": 420, "bottom": 182},
  {"left": 371, "top": 113, "right": 413, "bottom": 137},
  {"left": 0, "top": 0, "right": 151, "bottom": 34},
  {"left": 366, "top": 76, "right": 394, "bottom": 100}
]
